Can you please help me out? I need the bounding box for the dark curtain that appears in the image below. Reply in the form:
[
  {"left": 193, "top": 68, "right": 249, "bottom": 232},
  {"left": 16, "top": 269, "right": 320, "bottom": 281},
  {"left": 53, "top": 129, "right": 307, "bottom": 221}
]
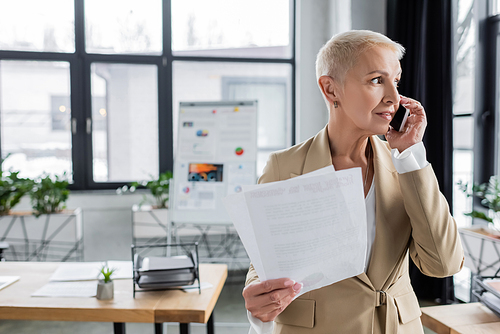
[{"left": 387, "top": 0, "right": 455, "bottom": 303}]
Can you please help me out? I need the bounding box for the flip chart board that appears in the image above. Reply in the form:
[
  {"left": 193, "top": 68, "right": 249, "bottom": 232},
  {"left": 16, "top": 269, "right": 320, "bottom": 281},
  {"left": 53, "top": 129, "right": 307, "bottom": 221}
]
[{"left": 170, "top": 101, "right": 258, "bottom": 223}]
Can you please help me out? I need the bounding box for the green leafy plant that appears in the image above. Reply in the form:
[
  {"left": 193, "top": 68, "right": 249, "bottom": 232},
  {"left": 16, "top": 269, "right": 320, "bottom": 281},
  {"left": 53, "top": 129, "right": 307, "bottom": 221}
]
[
  {"left": 458, "top": 175, "right": 500, "bottom": 224},
  {"left": 117, "top": 171, "right": 173, "bottom": 209},
  {"left": 0, "top": 169, "right": 34, "bottom": 215},
  {"left": 30, "top": 173, "right": 70, "bottom": 217},
  {"left": 100, "top": 265, "right": 116, "bottom": 283}
]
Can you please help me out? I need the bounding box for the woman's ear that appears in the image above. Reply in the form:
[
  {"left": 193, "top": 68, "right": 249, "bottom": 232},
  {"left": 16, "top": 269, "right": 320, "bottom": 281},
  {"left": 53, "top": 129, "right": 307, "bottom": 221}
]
[{"left": 318, "top": 76, "right": 339, "bottom": 106}]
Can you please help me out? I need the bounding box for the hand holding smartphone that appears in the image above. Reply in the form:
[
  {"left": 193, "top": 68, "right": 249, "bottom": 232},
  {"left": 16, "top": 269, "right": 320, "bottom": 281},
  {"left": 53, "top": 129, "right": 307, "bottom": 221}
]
[{"left": 390, "top": 104, "right": 410, "bottom": 132}]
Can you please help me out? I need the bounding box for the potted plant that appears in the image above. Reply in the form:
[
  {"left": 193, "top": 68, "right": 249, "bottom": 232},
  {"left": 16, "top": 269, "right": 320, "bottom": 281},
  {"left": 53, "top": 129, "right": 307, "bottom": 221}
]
[
  {"left": 118, "top": 171, "right": 173, "bottom": 209},
  {"left": 0, "top": 169, "right": 34, "bottom": 215},
  {"left": 117, "top": 171, "right": 173, "bottom": 244},
  {"left": 96, "top": 265, "right": 115, "bottom": 300},
  {"left": 458, "top": 176, "right": 500, "bottom": 227},
  {"left": 0, "top": 172, "right": 81, "bottom": 262},
  {"left": 30, "top": 173, "right": 70, "bottom": 218},
  {"left": 458, "top": 176, "right": 500, "bottom": 276}
]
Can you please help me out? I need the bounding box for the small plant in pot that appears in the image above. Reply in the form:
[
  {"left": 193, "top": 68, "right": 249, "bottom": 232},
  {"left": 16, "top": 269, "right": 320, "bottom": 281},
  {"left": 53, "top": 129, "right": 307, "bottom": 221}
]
[
  {"left": 117, "top": 171, "right": 173, "bottom": 209},
  {"left": 458, "top": 175, "right": 500, "bottom": 228},
  {"left": 0, "top": 169, "right": 34, "bottom": 215},
  {"left": 97, "top": 265, "right": 116, "bottom": 300},
  {"left": 30, "top": 173, "right": 70, "bottom": 218}
]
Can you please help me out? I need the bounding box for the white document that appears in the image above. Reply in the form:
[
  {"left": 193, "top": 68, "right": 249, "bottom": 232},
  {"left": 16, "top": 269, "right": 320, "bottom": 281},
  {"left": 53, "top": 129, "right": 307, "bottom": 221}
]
[
  {"left": 32, "top": 281, "right": 98, "bottom": 297},
  {"left": 50, "top": 261, "right": 133, "bottom": 281},
  {"left": 49, "top": 262, "right": 102, "bottom": 281},
  {"left": 106, "top": 261, "right": 133, "bottom": 279},
  {"left": 0, "top": 276, "right": 20, "bottom": 291},
  {"left": 223, "top": 167, "right": 367, "bottom": 296}
]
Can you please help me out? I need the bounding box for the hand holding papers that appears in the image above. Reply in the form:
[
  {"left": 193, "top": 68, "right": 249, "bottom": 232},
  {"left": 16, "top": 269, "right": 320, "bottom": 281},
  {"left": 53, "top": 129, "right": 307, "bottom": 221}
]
[{"left": 223, "top": 166, "right": 367, "bottom": 296}]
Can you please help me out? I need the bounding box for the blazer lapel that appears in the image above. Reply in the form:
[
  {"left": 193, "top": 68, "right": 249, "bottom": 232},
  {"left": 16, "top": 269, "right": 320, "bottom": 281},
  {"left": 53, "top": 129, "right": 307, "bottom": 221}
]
[
  {"left": 296, "top": 127, "right": 375, "bottom": 289},
  {"left": 366, "top": 136, "right": 412, "bottom": 289},
  {"left": 302, "top": 125, "right": 333, "bottom": 174},
  {"left": 290, "top": 130, "right": 410, "bottom": 289}
]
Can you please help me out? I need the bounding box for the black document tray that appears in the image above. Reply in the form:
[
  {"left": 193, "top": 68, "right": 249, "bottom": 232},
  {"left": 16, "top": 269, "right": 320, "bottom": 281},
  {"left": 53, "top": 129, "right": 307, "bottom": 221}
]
[{"left": 473, "top": 276, "right": 500, "bottom": 318}]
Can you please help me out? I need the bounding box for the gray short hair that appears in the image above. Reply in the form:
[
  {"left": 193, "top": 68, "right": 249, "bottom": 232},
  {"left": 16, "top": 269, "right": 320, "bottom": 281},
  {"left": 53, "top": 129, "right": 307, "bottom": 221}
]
[{"left": 315, "top": 30, "right": 405, "bottom": 86}]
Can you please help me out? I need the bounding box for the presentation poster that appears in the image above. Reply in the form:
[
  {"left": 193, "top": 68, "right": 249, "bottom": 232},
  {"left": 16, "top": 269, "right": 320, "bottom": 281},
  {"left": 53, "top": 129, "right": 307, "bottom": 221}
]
[{"left": 171, "top": 101, "right": 258, "bottom": 223}]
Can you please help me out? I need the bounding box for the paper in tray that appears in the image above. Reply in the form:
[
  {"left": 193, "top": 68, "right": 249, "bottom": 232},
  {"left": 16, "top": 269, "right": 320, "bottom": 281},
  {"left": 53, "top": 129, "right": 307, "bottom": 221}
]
[
  {"left": 474, "top": 277, "right": 500, "bottom": 318},
  {"left": 138, "top": 255, "right": 194, "bottom": 272},
  {"left": 476, "top": 278, "right": 500, "bottom": 300},
  {"left": 138, "top": 272, "right": 196, "bottom": 285},
  {"left": 485, "top": 280, "right": 500, "bottom": 294},
  {"left": 139, "top": 268, "right": 194, "bottom": 277},
  {"left": 480, "top": 292, "right": 500, "bottom": 318}
]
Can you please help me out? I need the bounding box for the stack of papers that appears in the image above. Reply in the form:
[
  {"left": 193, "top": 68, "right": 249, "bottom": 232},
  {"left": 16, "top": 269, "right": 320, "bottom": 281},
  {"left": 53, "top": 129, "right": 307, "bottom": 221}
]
[
  {"left": 49, "top": 261, "right": 133, "bottom": 281},
  {"left": 32, "top": 261, "right": 133, "bottom": 298},
  {"left": 134, "top": 253, "right": 197, "bottom": 289},
  {"left": 223, "top": 166, "right": 368, "bottom": 296},
  {"left": 32, "top": 281, "right": 98, "bottom": 298},
  {"left": 0, "top": 276, "right": 19, "bottom": 291}
]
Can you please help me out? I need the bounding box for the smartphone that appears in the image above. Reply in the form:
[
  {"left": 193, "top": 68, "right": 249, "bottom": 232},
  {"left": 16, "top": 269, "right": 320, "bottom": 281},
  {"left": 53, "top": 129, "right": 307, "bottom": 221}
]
[{"left": 390, "top": 104, "right": 410, "bottom": 132}]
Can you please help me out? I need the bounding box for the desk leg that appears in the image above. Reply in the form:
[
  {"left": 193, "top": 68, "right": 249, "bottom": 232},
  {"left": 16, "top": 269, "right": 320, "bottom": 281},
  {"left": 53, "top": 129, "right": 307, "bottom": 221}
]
[
  {"left": 113, "top": 322, "right": 126, "bottom": 334},
  {"left": 207, "top": 313, "right": 214, "bottom": 334},
  {"left": 155, "top": 323, "right": 163, "bottom": 334},
  {"left": 180, "top": 323, "right": 190, "bottom": 334}
]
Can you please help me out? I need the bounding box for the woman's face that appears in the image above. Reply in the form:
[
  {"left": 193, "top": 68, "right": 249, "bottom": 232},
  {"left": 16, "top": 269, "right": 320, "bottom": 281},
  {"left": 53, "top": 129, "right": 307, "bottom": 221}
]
[{"left": 336, "top": 46, "right": 401, "bottom": 135}]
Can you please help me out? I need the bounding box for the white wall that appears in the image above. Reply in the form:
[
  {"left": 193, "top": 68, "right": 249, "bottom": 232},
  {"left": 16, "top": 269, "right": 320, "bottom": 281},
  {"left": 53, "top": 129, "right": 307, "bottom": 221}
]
[
  {"left": 296, "top": 0, "right": 386, "bottom": 142},
  {"left": 14, "top": 191, "right": 145, "bottom": 261},
  {"left": 11, "top": 1, "right": 388, "bottom": 262},
  {"left": 351, "top": 0, "right": 387, "bottom": 33}
]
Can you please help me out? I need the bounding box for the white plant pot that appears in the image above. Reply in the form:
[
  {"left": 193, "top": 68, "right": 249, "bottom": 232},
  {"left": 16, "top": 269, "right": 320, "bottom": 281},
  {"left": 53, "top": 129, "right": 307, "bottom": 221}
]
[{"left": 96, "top": 280, "right": 114, "bottom": 300}]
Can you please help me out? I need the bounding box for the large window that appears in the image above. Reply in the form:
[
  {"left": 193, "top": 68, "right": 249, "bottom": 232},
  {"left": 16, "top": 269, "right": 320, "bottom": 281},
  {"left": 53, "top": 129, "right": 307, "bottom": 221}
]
[
  {"left": 452, "top": 0, "right": 500, "bottom": 302},
  {"left": 0, "top": 0, "right": 295, "bottom": 189},
  {"left": 0, "top": 1, "right": 75, "bottom": 53},
  {"left": 452, "top": 0, "right": 476, "bottom": 228},
  {"left": 171, "top": 0, "right": 291, "bottom": 58},
  {"left": 491, "top": 3, "right": 500, "bottom": 176},
  {"left": 452, "top": 0, "right": 477, "bottom": 304},
  {"left": 0, "top": 61, "right": 72, "bottom": 179}
]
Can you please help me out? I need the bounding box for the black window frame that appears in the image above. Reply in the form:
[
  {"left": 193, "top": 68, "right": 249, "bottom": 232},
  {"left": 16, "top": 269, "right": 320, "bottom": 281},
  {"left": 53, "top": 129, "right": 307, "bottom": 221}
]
[
  {"left": 465, "top": 0, "right": 500, "bottom": 214},
  {"left": 0, "top": 0, "right": 296, "bottom": 190},
  {"left": 473, "top": 0, "right": 497, "bottom": 186}
]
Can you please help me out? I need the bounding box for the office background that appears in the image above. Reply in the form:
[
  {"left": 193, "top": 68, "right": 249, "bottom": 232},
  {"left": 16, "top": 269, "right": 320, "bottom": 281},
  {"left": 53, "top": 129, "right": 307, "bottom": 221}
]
[
  {"left": 0, "top": 0, "right": 391, "bottom": 262},
  {"left": 0, "top": 0, "right": 498, "bottom": 332}
]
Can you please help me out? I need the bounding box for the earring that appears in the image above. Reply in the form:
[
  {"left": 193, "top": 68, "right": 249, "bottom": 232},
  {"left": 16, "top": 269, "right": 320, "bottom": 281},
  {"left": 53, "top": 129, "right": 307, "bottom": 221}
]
[{"left": 333, "top": 101, "right": 338, "bottom": 108}]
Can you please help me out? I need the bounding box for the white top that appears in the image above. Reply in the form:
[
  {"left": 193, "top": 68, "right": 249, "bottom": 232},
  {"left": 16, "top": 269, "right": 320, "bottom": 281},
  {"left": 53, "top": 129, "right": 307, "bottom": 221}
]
[
  {"left": 364, "top": 180, "right": 376, "bottom": 271},
  {"left": 248, "top": 142, "right": 429, "bottom": 334}
]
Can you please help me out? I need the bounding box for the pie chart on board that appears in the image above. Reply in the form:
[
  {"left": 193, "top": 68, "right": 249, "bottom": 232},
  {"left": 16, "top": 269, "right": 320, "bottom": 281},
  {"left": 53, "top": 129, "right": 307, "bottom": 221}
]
[{"left": 235, "top": 147, "right": 244, "bottom": 156}]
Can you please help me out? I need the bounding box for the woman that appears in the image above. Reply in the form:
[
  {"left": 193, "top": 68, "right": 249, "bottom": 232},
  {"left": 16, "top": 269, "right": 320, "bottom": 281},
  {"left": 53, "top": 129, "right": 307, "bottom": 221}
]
[{"left": 243, "top": 30, "right": 464, "bottom": 334}]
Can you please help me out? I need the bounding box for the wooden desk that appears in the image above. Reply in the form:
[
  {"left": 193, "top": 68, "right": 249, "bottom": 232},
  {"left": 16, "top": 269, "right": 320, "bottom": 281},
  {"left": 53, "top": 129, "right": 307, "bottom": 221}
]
[
  {"left": 421, "top": 303, "right": 500, "bottom": 333},
  {"left": 0, "top": 262, "right": 227, "bottom": 334}
]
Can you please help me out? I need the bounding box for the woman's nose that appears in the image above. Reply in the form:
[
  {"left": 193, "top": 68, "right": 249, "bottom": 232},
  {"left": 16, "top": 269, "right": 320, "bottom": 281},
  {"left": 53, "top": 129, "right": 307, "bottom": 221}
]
[{"left": 383, "top": 83, "right": 399, "bottom": 105}]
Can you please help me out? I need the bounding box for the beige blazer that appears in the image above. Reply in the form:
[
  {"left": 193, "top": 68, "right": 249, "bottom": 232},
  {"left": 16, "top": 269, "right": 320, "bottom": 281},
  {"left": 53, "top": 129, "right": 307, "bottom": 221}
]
[{"left": 246, "top": 126, "right": 464, "bottom": 334}]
